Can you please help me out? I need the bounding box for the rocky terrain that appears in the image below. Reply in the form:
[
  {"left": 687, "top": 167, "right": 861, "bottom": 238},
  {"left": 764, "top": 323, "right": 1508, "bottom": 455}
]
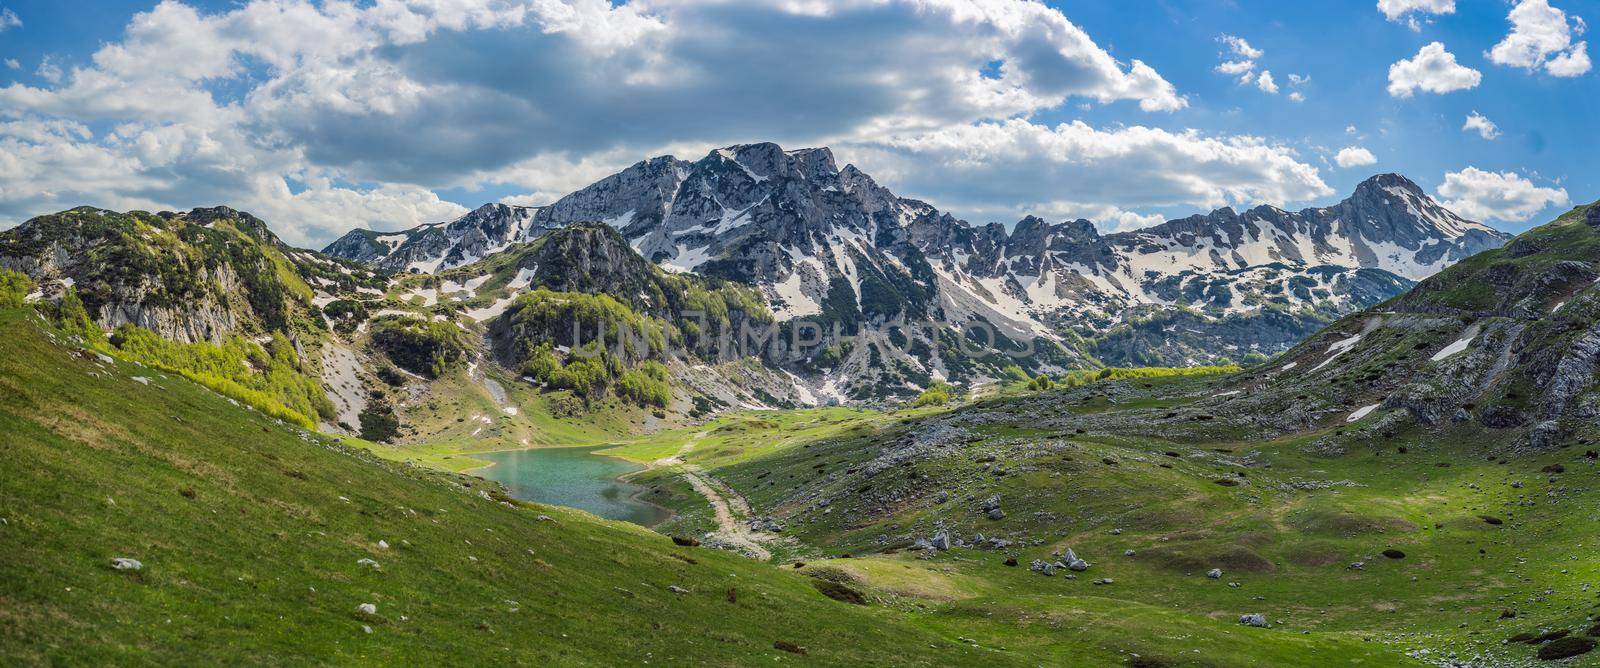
[{"left": 326, "top": 143, "right": 1507, "bottom": 394}]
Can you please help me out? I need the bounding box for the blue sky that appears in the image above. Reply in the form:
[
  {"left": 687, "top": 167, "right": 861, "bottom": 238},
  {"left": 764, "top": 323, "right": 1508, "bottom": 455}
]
[{"left": 0, "top": 0, "right": 1593, "bottom": 245}]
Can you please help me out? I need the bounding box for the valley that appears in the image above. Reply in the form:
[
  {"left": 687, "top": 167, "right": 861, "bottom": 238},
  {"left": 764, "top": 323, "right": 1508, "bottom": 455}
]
[{"left": 2, "top": 162, "right": 1597, "bottom": 666}]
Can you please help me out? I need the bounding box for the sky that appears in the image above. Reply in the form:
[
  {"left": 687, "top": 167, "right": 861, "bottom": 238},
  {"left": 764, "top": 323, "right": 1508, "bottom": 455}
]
[{"left": 0, "top": 0, "right": 1594, "bottom": 247}]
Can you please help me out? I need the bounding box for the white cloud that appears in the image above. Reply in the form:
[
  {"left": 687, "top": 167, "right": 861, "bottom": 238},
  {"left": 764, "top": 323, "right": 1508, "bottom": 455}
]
[
  {"left": 1437, "top": 167, "right": 1568, "bottom": 223},
  {"left": 1377, "top": 0, "right": 1455, "bottom": 28},
  {"left": 1221, "top": 35, "right": 1263, "bottom": 60},
  {"left": 1216, "top": 60, "right": 1255, "bottom": 76},
  {"left": 1462, "top": 111, "right": 1501, "bottom": 140},
  {"left": 34, "top": 56, "right": 61, "bottom": 84},
  {"left": 844, "top": 119, "right": 1332, "bottom": 220},
  {"left": 1255, "top": 70, "right": 1279, "bottom": 94},
  {"left": 0, "top": 0, "right": 1197, "bottom": 245},
  {"left": 1288, "top": 91, "right": 1305, "bottom": 102},
  {"left": 0, "top": 7, "right": 20, "bottom": 32},
  {"left": 1488, "top": 0, "right": 1590, "bottom": 77},
  {"left": 1287, "top": 73, "right": 1311, "bottom": 86},
  {"left": 1545, "top": 41, "right": 1592, "bottom": 76},
  {"left": 3, "top": 59, "right": 18, "bottom": 70},
  {"left": 1335, "top": 146, "right": 1377, "bottom": 168},
  {"left": 1387, "top": 42, "right": 1481, "bottom": 96}
]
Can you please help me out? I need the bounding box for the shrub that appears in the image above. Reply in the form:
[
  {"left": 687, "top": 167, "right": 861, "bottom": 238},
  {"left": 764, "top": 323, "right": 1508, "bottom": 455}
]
[
  {"left": 617, "top": 361, "right": 672, "bottom": 408},
  {"left": 912, "top": 380, "right": 955, "bottom": 407},
  {"left": 369, "top": 315, "right": 467, "bottom": 378},
  {"left": 107, "top": 325, "right": 330, "bottom": 429},
  {"left": 0, "top": 269, "right": 32, "bottom": 309},
  {"left": 358, "top": 402, "right": 401, "bottom": 443}
]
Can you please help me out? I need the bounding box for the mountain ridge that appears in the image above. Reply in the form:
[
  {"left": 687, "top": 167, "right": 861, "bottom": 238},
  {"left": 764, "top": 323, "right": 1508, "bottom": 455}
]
[{"left": 324, "top": 143, "right": 1507, "bottom": 374}]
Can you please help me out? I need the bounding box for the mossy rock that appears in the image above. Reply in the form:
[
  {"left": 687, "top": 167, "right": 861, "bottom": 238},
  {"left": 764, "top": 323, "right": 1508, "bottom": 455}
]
[
  {"left": 811, "top": 579, "right": 866, "bottom": 605},
  {"left": 1538, "top": 636, "right": 1595, "bottom": 660}
]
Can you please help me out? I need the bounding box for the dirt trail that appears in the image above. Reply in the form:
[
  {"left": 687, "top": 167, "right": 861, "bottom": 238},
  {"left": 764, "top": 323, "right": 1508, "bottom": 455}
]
[{"left": 655, "top": 430, "right": 772, "bottom": 561}]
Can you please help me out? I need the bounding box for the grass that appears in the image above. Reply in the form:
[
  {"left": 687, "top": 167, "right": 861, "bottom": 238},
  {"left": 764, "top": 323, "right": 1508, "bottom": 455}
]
[
  {"left": 650, "top": 371, "right": 1600, "bottom": 665},
  {"left": 0, "top": 307, "right": 1425, "bottom": 665},
  {"left": 0, "top": 308, "right": 986, "bottom": 665}
]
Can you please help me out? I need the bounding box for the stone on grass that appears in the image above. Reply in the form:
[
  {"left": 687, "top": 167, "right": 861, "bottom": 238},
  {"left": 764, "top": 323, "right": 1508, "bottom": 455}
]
[
  {"left": 357, "top": 558, "right": 380, "bottom": 569},
  {"left": 1239, "top": 613, "right": 1268, "bottom": 628},
  {"left": 357, "top": 603, "right": 377, "bottom": 615},
  {"left": 110, "top": 557, "right": 142, "bottom": 571},
  {"left": 1207, "top": 568, "right": 1222, "bottom": 579}
]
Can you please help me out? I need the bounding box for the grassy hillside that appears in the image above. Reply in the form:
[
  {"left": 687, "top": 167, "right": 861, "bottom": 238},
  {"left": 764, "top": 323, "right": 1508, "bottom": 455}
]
[
  {"left": 622, "top": 369, "right": 1600, "bottom": 665},
  {"left": 0, "top": 306, "right": 1425, "bottom": 665}
]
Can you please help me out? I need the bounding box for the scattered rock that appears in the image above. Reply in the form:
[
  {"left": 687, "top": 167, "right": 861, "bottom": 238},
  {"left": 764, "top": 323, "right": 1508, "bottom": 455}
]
[
  {"left": 671, "top": 536, "right": 701, "bottom": 547},
  {"left": 1092, "top": 578, "right": 1113, "bottom": 585},
  {"left": 1480, "top": 515, "right": 1505, "bottom": 525},
  {"left": 1004, "top": 557, "right": 1018, "bottom": 567},
  {"left": 357, "top": 603, "right": 377, "bottom": 615},
  {"left": 1381, "top": 549, "right": 1406, "bottom": 559},
  {"left": 1239, "top": 613, "right": 1268, "bottom": 628},
  {"left": 987, "top": 508, "right": 1006, "bottom": 520},
  {"left": 667, "top": 585, "right": 689, "bottom": 595},
  {"left": 110, "top": 557, "right": 142, "bottom": 571},
  {"left": 1207, "top": 568, "right": 1222, "bottom": 579},
  {"left": 356, "top": 558, "right": 380, "bottom": 569},
  {"left": 376, "top": 540, "right": 389, "bottom": 550},
  {"left": 1214, "top": 478, "right": 1241, "bottom": 487}
]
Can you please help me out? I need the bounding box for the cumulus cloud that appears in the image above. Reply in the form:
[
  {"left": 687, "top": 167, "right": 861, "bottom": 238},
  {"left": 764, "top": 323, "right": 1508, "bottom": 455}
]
[
  {"left": 1377, "top": 0, "right": 1454, "bottom": 30},
  {"left": 1488, "top": 0, "right": 1590, "bottom": 77},
  {"left": 1215, "top": 34, "right": 1262, "bottom": 83},
  {"left": 1462, "top": 111, "right": 1501, "bottom": 140},
  {"left": 842, "top": 119, "right": 1332, "bottom": 221},
  {"left": 1388, "top": 42, "right": 1482, "bottom": 96},
  {"left": 0, "top": 0, "right": 1214, "bottom": 244},
  {"left": 1255, "top": 71, "right": 1279, "bottom": 94},
  {"left": 1222, "top": 35, "right": 1263, "bottom": 60},
  {"left": 1437, "top": 167, "right": 1568, "bottom": 223},
  {"left": 3, "top": 59, "right": 18, "bottom": 70},
  {"left": 0, "top": 7, "right": 19, "bottom": 32},
  {"left": 1335, "top": 146, "right": 1377, "bottom": 168}
]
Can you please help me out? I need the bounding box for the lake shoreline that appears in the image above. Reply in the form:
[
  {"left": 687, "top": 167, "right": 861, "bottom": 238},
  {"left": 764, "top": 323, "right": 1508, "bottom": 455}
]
[{"left": 469, "top": 444, "right": 676, "bottom": 528}]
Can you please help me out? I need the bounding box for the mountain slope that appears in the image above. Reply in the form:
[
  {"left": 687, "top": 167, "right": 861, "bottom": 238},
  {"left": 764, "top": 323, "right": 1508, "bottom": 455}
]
[
  {"left": 324, "top": 144, "right": 1506, "bottom": 374},
  {"left": 0, "top": 307, "right": 1417, "bottom": 666}
]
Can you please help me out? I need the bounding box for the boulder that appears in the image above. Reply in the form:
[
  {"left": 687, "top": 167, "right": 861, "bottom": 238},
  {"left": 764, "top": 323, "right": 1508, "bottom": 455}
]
[
  {"left": 357, "top": 603, "right": 377, "bottom": 615},
  {"left": 1207, "top": 568, "right": 1222, "bottom": 579},
  {"left": 1239, "top": 613, "right": 1268, "bottom": 628}
]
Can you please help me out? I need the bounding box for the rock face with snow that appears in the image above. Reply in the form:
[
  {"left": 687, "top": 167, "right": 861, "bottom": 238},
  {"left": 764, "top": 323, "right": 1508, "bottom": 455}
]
[
  {"left": 323, "top": 142, "right": 1508, "bottom": 392},
  {"left": 325, "top": 203, "right": 537, "bottom": 274}
]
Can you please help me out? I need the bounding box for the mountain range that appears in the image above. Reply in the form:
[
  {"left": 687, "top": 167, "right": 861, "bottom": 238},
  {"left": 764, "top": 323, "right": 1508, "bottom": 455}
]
[{"left": 325, "top": 142, "right": 1507, "bottom": 379}]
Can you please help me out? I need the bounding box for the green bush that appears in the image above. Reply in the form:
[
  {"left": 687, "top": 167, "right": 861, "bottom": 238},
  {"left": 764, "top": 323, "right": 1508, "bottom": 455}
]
[
  {"left": 57, "top": 287, "right": 104, "bottom": 345},
  {"left": 1055, "top": 365, "right": 1240, "bottom": 389},
  {"left": 0, "top": 269, "right": 31, "bottom": 309},
  {"left": 107, "top": 325, "right": 331, "bottom": 429},
  {"left": 369, "top": 315, "right": 467, "bottom": 378},
  {"left": 617, "top": 361, "right": 672, "bottom": 408},
  {"left": 912, "top": 380, "right": 956, "bottom": 407},
  {"left": 358, "top": 402, "right": 401, "bottom": 443}
]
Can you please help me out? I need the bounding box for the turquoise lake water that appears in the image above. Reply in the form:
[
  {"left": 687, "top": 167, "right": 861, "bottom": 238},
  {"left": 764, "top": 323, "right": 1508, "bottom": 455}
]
[{"left": 472, "top": 446, "right": 669, "bottom": 527}]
